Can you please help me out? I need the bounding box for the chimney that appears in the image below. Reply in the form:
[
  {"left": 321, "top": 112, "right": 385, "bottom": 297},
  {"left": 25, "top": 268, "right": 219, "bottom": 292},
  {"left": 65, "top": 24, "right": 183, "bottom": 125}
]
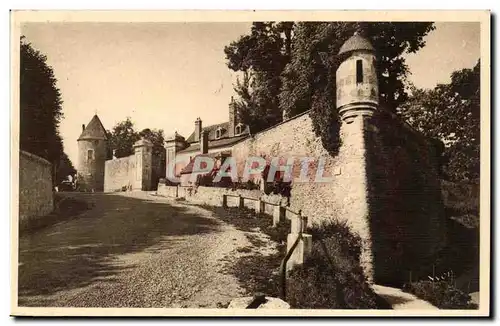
[
  {"left": 194, "top": 117, "right": 202, "bottom": 142},
  {"left": 200, "top": 129, "right": 209, "bottom": 154},
  {"left": 229, "top": 97, "right": 236, "bottom": 138},
  {"left": 82, "top": 124, "right": 85, "bottom": 132}
]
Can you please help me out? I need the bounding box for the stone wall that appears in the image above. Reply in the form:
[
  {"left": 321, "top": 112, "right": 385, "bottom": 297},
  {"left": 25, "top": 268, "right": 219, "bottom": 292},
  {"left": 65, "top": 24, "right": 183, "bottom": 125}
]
[
  {"left": 104, "top": 156, "right": 135, "bottom": 192},
  {"left": 229, "top": 110, "right": 445, "bottom": 284},
  {"left": 231, "top": 111, "right": 374, "bottom": 278},
  {"left": 157, "top": 185, "right": 287, "bottom": 215},
  {"left": 365, "top": 111, "right": 446, "bottom": 284},
  {"left": 19, "top": 150, "right": 53, "bottom": 225},
  {"left": 158, "top": 109, "right": 445, "bottom": 284}
]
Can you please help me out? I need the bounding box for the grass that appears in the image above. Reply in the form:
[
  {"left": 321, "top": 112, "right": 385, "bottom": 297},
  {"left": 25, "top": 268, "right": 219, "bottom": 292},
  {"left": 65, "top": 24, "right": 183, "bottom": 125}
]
[
  {"left": 286, "top": 220, "right": 392, "bottom": 309},
  {"left": 403, "top": 280, "right": 478, "bottom": 309}
]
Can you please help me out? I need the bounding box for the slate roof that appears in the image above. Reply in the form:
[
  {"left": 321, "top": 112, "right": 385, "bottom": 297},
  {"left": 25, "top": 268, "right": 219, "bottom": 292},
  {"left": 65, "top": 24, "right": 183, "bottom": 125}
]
[
  {"left": 78, "top": 115, "right": 108, "bottom": 141},
  {"left": 185, "top": 121, "right": 249, "bottom": 143},
  {"left": 338, "top": 33, "right": 375, "bottom": 55},
  {"left": 178, "top": 134, "right": 249, "bottom": 154}
]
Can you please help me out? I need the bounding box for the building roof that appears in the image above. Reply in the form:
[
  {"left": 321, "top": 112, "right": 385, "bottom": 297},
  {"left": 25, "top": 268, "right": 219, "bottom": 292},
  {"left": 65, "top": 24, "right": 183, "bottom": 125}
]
[
  {"left": 338, "top": 33, "right": 375, "bottom": 56},
  {"left": 78, "top": 115, "right": 108, "bottom": 141},
  {"left": 178, "top": 134, "right": 249, "bottom": 154},
  {"left": 185, "top": 121, "right": 249, "bottom": 143}
]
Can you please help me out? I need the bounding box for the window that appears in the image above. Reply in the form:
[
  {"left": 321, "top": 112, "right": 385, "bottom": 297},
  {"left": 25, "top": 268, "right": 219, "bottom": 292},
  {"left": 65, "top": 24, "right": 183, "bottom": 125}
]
[
  {"left": 87, "top": 149, "right": 94, "bottom": 161},
  {"left": 215, "top": 127, "right": 222, "bottom": 139},
  {"left": 356, "top": 59, "right": 363, "bottom": 84},
  {"left": 235, "top": 123, "right": 244, "bottom": 135}
]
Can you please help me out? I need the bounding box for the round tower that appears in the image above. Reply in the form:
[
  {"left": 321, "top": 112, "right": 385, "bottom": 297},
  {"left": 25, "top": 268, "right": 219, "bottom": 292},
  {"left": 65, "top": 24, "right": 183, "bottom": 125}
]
[
  {"left": 77, "top": 115, "right": 108, "bottom": 192},
  {"left": 336, "top": 32, "right": 378, "bottom": 121}
]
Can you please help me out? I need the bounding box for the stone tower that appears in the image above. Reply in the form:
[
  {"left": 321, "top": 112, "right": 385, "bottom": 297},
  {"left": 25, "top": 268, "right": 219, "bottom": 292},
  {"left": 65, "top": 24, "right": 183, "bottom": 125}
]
[
  {"left": 334, "top": 33, "right": 379, "bottom": 282},
  {"left": 336, "top": 32, "right": 378, "bottom": 120},
  {"left": 77, "top": 115, "right": 108, "bottom": 192}
]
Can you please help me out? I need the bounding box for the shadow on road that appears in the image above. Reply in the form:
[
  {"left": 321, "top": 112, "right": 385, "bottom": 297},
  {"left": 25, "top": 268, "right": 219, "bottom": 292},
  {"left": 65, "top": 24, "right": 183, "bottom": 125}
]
[{"left": 18, "top": 193, "right": 220, "bottom": 304}]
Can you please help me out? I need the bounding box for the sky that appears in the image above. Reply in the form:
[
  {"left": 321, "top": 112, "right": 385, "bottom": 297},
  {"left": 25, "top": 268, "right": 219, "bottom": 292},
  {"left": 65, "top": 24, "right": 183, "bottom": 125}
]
[{"left": 21, "top": 21, "right": 480, "bottom": 166}]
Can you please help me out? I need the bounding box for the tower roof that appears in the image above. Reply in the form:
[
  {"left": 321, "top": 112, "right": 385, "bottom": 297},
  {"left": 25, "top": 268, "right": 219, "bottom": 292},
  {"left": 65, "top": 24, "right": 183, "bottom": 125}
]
[
  {"left": 78, "top": 115, "right": 108, "bottom": 141},
  {"left": 338, "top": 33, "right": 375, "bottom": 56}
]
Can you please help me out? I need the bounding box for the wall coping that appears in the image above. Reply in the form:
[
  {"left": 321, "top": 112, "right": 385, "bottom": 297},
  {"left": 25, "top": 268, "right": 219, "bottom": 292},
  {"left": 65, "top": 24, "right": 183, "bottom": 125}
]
[{"left": 20, "top": 150, "right": 52, "bottom": 167}]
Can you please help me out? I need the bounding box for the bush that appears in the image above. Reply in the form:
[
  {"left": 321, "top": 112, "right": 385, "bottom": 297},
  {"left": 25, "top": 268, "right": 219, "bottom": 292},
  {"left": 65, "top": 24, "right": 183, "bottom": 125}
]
[
  {"left": 231, "top": 179, "right": 260, "bottom": 191},
  {"left": 403, "top": 280, "right": 477, "bottom": 309},
  {"left": 286, "top": 220, "right": 391, "bottom": 309},
  {"left": 195, "top": 173, "right": 214, "bottom": 187}
]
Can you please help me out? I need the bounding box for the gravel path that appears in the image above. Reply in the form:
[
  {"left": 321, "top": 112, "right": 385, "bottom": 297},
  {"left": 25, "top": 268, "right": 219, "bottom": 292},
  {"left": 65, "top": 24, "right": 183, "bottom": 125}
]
[{"left": 18, "top": 192, "right": 251, "bottom": 308}]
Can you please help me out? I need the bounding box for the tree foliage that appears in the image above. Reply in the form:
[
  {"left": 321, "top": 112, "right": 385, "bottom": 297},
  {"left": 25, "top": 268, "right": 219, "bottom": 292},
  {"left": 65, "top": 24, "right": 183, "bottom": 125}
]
[
  {"left": 138, "top": 127, "right": 166, "bottom": 158},
  {"left": 225, "top": 22, "right": 435, "bottom": 153},
  {"left": 399, "top": 61, "right": 480, "bottom": 182},
  {"left": 20, "top": 36, "right": 75, "bottom": 184},
  {"left": 107, "top": 117, "right": 165, "bottom": 159},
  {"left": 107, "top": 117, "right": 140, "bottom": 158},
  {"left": 225, "top": 22, "right": 294, "bottom": 133},
  {"left": 55, "top": 152, "right": 76, "bottom": 184},
  {"left": 279, "top": 22, "right": 435, "bottom": 154}
]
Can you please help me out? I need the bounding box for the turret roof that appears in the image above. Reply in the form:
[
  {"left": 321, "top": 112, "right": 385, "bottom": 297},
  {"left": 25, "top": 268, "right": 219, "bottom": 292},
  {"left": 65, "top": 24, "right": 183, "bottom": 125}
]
[
  {"left": 78, "top": 115, "right": 108, "bottom": 141},
  {"left": 338, "top": 33, "right": 375, "bottom": 55}
]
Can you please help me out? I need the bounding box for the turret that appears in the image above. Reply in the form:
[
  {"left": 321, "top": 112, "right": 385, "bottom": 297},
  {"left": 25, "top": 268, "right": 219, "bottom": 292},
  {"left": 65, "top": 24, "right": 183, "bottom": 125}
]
[
  {"left": 336, "top": 32, "right": 378, "bottom": 121},
  {"left": 77, "top": 115, "right": 108, "bottom": 191}
]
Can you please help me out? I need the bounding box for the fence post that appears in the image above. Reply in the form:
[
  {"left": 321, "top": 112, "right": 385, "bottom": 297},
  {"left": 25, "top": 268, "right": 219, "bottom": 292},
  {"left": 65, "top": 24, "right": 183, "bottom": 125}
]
[
  {"left": 255, "top": 197, "right": 265, "bottom": 214},
  {"left": 175, "top": 185, "right": 179, "bottom": 198},
  {"left": 286, "top": 210, "right": 312, "bottom": 272},
  {"left": 273, "top": 204, "right": 284, "bottom": 227},
  {"left": 222, "top": 194, "right": 227, "bottom": 208},
  {"left": 238, "top": 195, "right": 244, "bottom": 209}
]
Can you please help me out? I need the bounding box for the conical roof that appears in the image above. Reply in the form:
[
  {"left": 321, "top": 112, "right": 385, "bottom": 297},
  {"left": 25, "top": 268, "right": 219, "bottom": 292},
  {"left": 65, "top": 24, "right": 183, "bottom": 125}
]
[
  {"left": 78, "top": 115, "right": 108, "bottom": 141},
  {"left": 338, "top": 33, "right": 375, "bottom": 55}
]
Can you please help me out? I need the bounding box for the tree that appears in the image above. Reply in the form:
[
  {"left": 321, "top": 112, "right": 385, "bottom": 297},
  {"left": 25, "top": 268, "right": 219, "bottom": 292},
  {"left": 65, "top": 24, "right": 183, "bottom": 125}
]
[
  {"left": 138, "top": 128, "right": 165, "bottom": 157},
  {"left": 107, "top": 118, "right": 166, "bottom": 159},
  {"left": 107, "top": 117, "right": 140, "bottom": 158},
  {"left": 20, "top": 36, "right": 75, "bottom": 184},
  {"left": 55, "top": 152, "right": 76, "bottom": 184},
  {"left": 224, "top": 22, "right": 295, "bottom": 133},
  {"left": 20, "top": 36, "right": 63, "bottom": 162},
  {"left": 279, "top": 22, "right": 435, "bottom": 154},
  {"left": 399, "top": 61, "right": 480, "bottom": 182}
]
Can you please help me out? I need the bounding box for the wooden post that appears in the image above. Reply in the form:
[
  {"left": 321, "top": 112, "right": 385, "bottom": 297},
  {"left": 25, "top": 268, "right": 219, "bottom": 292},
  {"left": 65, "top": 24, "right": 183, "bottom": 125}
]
[
  {"left": 255, "top": 198, "right": 265, "bottom": 214},
  {"left": 175, "top": 185, "right": 179, "bottom": 198},
  {"left": 273, "top": 204, "right": 284, "bottom": 227},
  {"left": 286, "top": 210, "right": 312, "bottom": 271},
  {"left": 222, "top": 194, "right": 227, "bottom": 208},
  {"left": 238, "top": 195, "right": 244, "bottom": 209}
]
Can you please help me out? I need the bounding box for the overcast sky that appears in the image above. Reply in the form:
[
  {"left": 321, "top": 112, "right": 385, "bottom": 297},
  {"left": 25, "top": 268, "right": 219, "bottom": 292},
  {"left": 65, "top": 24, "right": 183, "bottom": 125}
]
[{"left": 21, "top": 22, "right": 480, "bottom": 165}]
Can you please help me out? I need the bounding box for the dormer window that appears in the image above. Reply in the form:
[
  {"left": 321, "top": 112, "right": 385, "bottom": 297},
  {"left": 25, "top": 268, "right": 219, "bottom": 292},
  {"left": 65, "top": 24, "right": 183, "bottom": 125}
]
[
  {"left": 235, "top": 123, "right": 244, "bottom": 135},
  {"left": 215, "top": 127, "right": 223, "bottom": 139}
]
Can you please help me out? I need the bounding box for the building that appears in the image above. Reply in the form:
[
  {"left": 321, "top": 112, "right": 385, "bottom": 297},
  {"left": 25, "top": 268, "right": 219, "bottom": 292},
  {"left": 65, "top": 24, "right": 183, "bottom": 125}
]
[
  {"left": 164, "top": 104, "right": 251, "bottom": 184},
  {"left": 76, "top": 115, "right": 108, "bottom": 192},
  {"left": 76, "top": 115, "right": 161, "bottom": 192}
]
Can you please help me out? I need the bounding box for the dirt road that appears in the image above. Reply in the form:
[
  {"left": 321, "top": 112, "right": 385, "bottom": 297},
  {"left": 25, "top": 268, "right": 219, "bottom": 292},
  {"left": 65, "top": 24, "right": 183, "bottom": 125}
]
[{"left": 18, "top": 192, "right": 251, "bottom": 308}]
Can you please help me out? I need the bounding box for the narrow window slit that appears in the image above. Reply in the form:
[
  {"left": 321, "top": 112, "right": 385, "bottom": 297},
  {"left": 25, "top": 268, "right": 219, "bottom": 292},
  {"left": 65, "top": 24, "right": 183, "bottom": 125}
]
[{"left": 356, "top": 60, "right": 363, "bottom": 84}]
